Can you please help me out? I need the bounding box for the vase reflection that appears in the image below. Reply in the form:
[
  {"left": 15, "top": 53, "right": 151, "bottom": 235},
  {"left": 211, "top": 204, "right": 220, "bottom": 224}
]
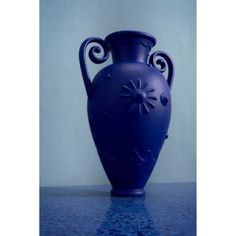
[{"left": 97, "top": 197, "right": 160, "bottom": 235}]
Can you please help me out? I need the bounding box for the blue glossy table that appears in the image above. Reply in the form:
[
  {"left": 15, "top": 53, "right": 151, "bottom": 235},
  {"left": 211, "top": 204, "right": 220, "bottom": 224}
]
[{"left": 40, "top": 183, "right": 196, "bottom": 235}]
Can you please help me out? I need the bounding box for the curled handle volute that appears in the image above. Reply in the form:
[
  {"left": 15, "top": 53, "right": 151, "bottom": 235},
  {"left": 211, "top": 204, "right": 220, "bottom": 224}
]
[
  {"left": 149, "top": 51, "right": 174, "bottom": 90},
  {"left": 79, "top": 37, "right": 110, "bottom": 99}
]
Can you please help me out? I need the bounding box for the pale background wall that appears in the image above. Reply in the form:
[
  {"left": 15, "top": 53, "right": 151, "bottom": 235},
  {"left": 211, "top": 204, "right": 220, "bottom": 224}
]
[{"left": 40, "top": 0, "right": 196, "bottom": 186}]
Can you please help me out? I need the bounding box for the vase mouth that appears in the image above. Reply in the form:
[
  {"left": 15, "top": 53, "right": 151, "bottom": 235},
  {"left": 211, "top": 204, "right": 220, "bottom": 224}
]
[{"left": 105, "top": 30, "right": 156, "bottom": 48}]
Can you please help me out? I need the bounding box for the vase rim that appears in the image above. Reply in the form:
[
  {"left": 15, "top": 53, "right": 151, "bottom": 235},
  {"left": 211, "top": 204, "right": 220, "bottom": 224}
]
[{"left": 105, "top": 30, "right": 156, "bottom": 47}]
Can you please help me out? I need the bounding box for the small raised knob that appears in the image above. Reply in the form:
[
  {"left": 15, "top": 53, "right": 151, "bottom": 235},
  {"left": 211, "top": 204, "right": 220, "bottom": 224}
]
[{"left": 160, "top": 93, "right": 169, "bottom": 106}]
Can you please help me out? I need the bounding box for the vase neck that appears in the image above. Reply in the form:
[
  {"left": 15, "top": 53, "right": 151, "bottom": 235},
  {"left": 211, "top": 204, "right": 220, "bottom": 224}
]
[{"left": 105, "top": 31, "right": 156, "bottom": 63}]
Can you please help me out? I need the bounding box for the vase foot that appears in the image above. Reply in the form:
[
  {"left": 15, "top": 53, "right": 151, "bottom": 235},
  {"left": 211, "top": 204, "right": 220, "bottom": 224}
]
[{"left": 111, "top": 188, "right": 145, "bottom": 197}]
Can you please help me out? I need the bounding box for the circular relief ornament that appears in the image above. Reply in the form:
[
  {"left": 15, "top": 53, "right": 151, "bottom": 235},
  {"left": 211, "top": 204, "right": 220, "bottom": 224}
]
[{"left": 120, "top": 79, "right": 157, "bottom": 115}]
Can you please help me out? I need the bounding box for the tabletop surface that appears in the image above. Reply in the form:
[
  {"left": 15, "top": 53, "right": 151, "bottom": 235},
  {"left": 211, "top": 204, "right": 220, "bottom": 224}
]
[{"left": 40, "top": 183, "right": 196, "bottom": 236}]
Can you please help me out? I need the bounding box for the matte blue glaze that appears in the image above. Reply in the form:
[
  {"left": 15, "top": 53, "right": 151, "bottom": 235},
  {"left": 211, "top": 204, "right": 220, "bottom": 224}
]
[
  {"left": 40, "top": 183, "right": 196, "bottom": 235},
  {"left": 79, "top": 31, "right": 174, "bottom": 196}
]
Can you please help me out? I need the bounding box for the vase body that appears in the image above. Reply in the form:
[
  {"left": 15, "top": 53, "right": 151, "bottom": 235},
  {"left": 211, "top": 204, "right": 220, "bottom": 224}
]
[{"left": 79, "top": 31, "right": 174, "bottom": 196}]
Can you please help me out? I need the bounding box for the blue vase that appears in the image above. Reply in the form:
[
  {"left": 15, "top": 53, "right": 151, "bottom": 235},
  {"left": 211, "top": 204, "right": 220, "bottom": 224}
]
[{"left": 79, "top": 30, "right": 174, "bottom": 197}]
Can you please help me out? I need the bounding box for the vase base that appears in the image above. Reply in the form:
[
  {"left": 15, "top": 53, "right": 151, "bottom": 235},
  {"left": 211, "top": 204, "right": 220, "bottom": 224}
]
[{"left": 111, "top": 188, "right": 145, "bottom": 197}]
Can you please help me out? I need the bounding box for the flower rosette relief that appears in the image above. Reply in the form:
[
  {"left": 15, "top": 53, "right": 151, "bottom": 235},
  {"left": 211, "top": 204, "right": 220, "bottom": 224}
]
[{"left": 120, "top": 79, "right": 157, "bottom": 115}]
